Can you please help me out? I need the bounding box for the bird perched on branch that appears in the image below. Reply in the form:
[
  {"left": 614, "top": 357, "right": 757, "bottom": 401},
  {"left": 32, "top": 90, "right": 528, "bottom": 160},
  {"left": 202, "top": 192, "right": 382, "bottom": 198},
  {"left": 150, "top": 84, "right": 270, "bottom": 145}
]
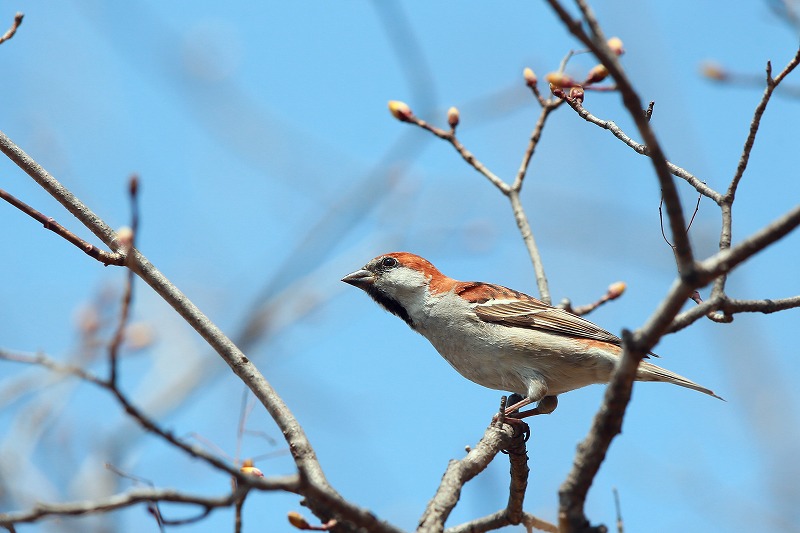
[{"left": 342, "top": 252, "right": 722, "bottom": 419}]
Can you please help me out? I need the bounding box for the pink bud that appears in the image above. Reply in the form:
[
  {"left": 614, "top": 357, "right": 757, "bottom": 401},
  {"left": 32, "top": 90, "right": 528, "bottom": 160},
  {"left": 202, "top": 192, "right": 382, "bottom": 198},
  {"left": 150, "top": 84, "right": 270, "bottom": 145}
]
[
  {"left": 447, "top": 106, "right": 460, "bottom": 129},
  {"left": 388, "top": 100, "right": 414, "bottom": 122},
  {"left": 607, "top": 37, "right": 624, "bottom": 56},
  {"left": 523, "top": 67, "right": 537, "bottom": 87},
  {"left": 585, "top": 64, "right": 609, "bottom": 84},
  {"left": 545, "top": 72, "right": 576, "bottom": 88},
  {"left": 607, "top": 281, "right": 626, "bottom": 299}
]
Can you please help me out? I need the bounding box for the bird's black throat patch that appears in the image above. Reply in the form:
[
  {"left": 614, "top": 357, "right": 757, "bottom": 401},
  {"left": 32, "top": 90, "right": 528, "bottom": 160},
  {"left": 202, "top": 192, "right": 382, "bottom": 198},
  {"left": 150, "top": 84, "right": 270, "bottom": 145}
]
[{"left": 365, "top": 286, "right": 415, "bottom": 329}]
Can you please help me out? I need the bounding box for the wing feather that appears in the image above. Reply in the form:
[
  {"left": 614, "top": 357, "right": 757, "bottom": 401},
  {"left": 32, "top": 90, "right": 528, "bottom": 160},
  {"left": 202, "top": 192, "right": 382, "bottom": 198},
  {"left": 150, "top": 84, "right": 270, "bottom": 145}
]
[
  {"left": 455, "top": 281, "right": 655, "bottom": 356},
  {"left": 474, "top": 299, "right": 623, "bottom": 346}
]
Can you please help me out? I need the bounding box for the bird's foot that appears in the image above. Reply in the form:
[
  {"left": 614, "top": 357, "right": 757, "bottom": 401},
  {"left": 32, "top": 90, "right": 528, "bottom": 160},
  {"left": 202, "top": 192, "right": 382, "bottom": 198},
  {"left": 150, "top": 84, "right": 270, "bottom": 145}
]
[{"left": 494, "top": 395, "right": 558, "bottom": 426}]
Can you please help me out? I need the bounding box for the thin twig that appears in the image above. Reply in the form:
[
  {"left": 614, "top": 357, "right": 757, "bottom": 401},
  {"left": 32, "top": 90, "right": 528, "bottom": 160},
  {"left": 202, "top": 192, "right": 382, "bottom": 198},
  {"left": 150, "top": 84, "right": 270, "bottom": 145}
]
[
  {"left": 109, "top": 176, "right": 139, "bottom": 385},
  {"left": 445, "top": 510, "right": 558, "bottom": 533},
  {"left": 0, "top": 349, "right": 301, "bottom": 491},
  {"left": 547, "top": 0, "right": 696, "bottom": 278},
  {"left": 234, "top": 495, "right": 245, "bottom": 533},
  {"left": 0, "top": 187, "right": 124, "bottom": 265},
  {"left": 569, "top": 281, "right": 626, "bottom": 316},
  {"left": 396, "top": 108, "right": 554, "bottom": 302},
  {"left": 712, "top": 46, "right": 800, "bottom": 301},
  {"left": 728, "top": 48, "right": 800, "bottom": 202},
  {"left": 413, "top": 118, "right": 510, "bottom": 192},
  {"left": 580, "top": 210, "right": 800, "bottom": 468},
  {"left": 0, "top": 488, "right": 245, "bottom": 526},
  {"left": 513, "top": 101, "right": 562, "bottom": 190},
  {"left": 701, "top": 205, "right": 800, "bottom": 283},
  {"left": 0, "top": 129, "right": 407, "bottom": 533},
  {"left": 559, "top": 96, "right": 721, "bottom": 203},
  {"left": 0, "top": 12, "right": 23, "bottom": 45},
  {"left": 104, "top": 464, "right": 165, "bottom": 531}
]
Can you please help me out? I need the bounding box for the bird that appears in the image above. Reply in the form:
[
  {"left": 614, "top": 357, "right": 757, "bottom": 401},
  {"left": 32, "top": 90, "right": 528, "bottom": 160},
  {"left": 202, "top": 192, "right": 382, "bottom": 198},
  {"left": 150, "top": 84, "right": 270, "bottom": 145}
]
[{"left": 342, "top": 252, "right": 722, "bottom": 419}]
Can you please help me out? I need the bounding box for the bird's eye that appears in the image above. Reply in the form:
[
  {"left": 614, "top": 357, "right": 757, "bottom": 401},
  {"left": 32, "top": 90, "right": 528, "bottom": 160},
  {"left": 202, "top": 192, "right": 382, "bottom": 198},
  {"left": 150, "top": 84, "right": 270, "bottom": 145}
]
[{"left": 381, "top": 257, "right": 398, "bottom": 269}]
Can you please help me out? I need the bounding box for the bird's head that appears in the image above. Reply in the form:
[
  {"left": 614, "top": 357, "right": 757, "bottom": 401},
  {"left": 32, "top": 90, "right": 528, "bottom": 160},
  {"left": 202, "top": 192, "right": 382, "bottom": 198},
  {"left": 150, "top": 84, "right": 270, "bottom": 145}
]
[{"left": 342, "top": 252, "right": 450, "bottom": 329}]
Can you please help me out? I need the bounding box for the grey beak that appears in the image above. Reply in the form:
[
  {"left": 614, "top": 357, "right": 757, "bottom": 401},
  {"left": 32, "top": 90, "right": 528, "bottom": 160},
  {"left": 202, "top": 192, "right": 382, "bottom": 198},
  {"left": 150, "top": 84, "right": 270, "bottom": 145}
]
[{"left": 341, "top": 268, "right": 375, "bottom": 289}]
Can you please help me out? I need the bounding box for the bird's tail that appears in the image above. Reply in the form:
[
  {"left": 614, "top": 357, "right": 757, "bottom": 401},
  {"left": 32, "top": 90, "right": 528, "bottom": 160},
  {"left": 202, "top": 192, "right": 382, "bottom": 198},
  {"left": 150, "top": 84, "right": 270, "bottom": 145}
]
[{"left": 636, "top": 361, "right": 724, "bottom": 400}]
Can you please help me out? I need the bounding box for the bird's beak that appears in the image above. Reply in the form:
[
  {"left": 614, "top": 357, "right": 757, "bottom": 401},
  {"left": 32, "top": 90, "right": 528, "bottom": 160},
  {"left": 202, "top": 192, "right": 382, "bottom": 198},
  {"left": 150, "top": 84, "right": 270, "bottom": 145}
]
[{"left": 341, "top": 268, "right": 375, "bottom": 289}]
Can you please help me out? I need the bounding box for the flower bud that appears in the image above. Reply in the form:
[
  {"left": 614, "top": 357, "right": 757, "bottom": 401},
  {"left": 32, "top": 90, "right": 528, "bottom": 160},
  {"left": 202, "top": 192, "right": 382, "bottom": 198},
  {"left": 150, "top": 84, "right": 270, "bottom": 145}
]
[
  {"left": 240, "top": 465, "right": 264, "bottom": 477},
  {"left": 523, "top": 67, "right": 537, "bottom": 87},
  {"left": 288, "top": 511, "right": 309, "bottom": 529},
  {"left": 607, "top": 281, "right": 626, "bottom": 299},
  {"left": 239, "top": 458, "right": 264, "bottom": 477},
  {"left": 116, "top": 226, "right": 134, "bottom": 250},
  {"left": 569, "top": 86, "right": 585, "bottom": 103},
  {"left": 129, "top": 174, "right": 139, "bottom": 197},
  {"left": 700, "top": 62, "right": 727, "bottom": 81},
  {"left": 585, "top": 64, "right": 609, "bottom": 84},
  {"left": 545, "top": 72, "right": 575, "bottom": 88},
  {"left": 447, "top": 106, "right": 460, "bottom": 129},
  {"left": 125, "top": 323, "right": 155, "bottom": 350},
  {"left": 388, "top": 100, "right": 414, "bottom": 122},
  {"left": 607, "top": 37, "right": 624, "bottom": 56}
]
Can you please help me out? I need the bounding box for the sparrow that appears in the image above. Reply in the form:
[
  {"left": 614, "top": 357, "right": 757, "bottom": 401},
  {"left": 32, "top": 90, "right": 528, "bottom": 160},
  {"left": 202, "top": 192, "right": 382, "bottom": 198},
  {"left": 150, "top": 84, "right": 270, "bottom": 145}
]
[{"left": 342, "top": 252, "right": 722, "bottom": 418}]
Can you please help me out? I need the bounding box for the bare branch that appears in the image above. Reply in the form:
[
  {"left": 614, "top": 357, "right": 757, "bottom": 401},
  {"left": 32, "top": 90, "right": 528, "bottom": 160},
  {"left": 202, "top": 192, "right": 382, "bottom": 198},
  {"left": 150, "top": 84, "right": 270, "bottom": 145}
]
[
  {"left": 670, "top": 295, "right": 800, "bottom": 333},
  {"left": 728, "top": 47, "right": 800, "bottom": 202},
  {"left": 713, "top": 46, "right": 800, "bottom": 300},
  {"left": 0, "top": 349, "right": 302, "bottom": 491},
  {"left": 559, "top": 97, "right": 722, "bottom": 203},
  {"left": 505, "top": 425, "right": 529, "bottom": 524},
  {"left": 446, "top": 510, "right": 558, "bottom": 533},
  {"left": 109, "top": 176, "right": 139, "bottom": 386},
  {"left": 404, "top": 115, "right": 510, "bottom": 193},
  {"left": 0, "top": 129, "right": 411, "bottom": 532},
  {"left": 557, "top": 202, "right": 800, "bottom": 531},
  {"left": 0, "top": 128, "right": 326, "bottom": 476},
  {"left": 0, "top": 12, "right": 22, "bottom": 45},
  {"left": 701, "top": 204, "right": 800, "bottom": 282},
  {"left": 0, "top": 187, "right": 124, "bottom": 265},
  {"left": 303, "top": 484, "right": 405, "bottom": 533},
  {"left": 418, "top": 424, "right": 523, "bottom": 532},
  {"left": 558, "top": 330, "right": 644, "bottom": 533},
  {"left": 508, "top": 190, "right": 551, "bottom": 304},
  {"left": 545, "top": 0, "right": 696, "bottom": 277},
  {"left": 389, "top": 105, "right": 553, "bottom": 303},
  {"left": 513, "top": 100, "right": 562, "bottom": 190},
  {"left": 0, "top": 487, "right": 244, "bottom": 527},
  {"left": 567, "top": 281, "right": 627, "bottom": 317}
]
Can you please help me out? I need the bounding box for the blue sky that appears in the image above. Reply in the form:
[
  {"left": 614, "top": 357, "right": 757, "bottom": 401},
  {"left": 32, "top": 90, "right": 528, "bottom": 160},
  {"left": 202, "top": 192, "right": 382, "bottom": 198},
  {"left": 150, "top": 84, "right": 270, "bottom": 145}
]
[{"left": 1, "top": 2, "right": 799, "bottom": 532}]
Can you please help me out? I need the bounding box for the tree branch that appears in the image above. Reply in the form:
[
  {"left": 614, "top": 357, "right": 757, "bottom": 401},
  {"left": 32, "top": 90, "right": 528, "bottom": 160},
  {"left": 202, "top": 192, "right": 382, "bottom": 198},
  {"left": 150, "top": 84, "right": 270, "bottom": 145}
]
[
  {"left": 446, "top": 510, "right": 558, "bottom": 533},
  {"left": 0, "top": 187, "right": 124, "bottom": 265},
  {"left": 712, "top": 45, "right": 800, "bottom": 301},
  {"left": 670, "top": 295, "right": 800, "bottom": 333},
  {"left": 0, "top": 12, "right": 22, "bottom": 45},
  {"left": 418, "top": 424, "right": 523, "bottom": 532},
  {"left": 558, "top": 329, "right": 644, "bottom": 533},
  {"left": 559, "top": 97, "right": 721, "bottom": 203},
  {"left": 0, "top": 128, "right": 404, "bottom": 533},
  {"left": 0, "top": 129, "right": 323, "bottom": 474},
  {"left": 0, "top": 487, "right": 245, "bottom": 527},
  {"left": 389, "top": 102, "right": 554, "bottom": 303},
  {"left": 0, "top": 349, "right": 302, "bottom": 491},
  {"left": 545, "top": 0, "right": 695, "bottom": 278}
]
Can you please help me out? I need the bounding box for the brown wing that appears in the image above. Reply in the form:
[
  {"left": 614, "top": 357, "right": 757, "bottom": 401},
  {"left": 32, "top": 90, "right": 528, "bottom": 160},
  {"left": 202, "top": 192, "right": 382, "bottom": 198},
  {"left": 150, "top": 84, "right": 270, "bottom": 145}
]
[{"left": 473, "top": 298, "right": 623, "bottom": 346}]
